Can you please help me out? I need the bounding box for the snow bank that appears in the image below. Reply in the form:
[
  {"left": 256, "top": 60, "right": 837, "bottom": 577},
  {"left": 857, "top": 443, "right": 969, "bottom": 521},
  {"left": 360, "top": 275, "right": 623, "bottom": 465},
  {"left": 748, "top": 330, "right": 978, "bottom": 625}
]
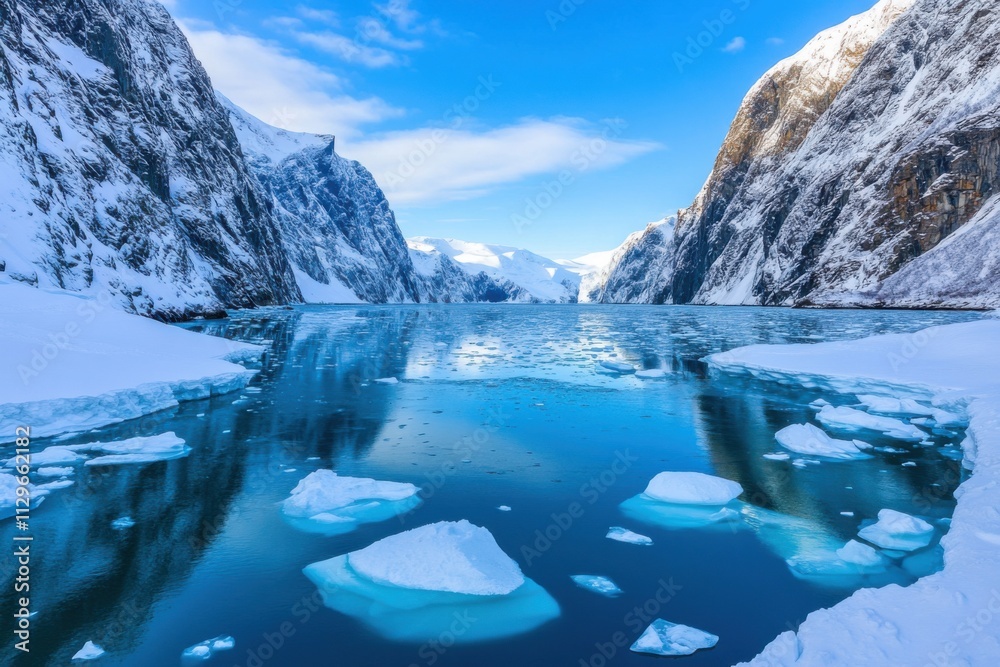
[
  {"left": 774, "top": 423, "right": 872, "bottom": 460},
  {"left": 643, "top": 472, "right": 744, "bottom": 505},
  {"left": 281, "top": 470, "right": 421, "bottom": 535},
  {"left": 706, "top": 319, "right": 1000, "bottom": 667},
  {"left": 304, "top": 521, "right": 559, "bottom": 642},
  {"left": 630, "top": 620, "right": 719, "bottom": 657},
  {"left": 0, "top": 283, "right": 262, "bottom": 443},
  {"left": 816, "top": 405, "right": 927, "bottom": 441}
]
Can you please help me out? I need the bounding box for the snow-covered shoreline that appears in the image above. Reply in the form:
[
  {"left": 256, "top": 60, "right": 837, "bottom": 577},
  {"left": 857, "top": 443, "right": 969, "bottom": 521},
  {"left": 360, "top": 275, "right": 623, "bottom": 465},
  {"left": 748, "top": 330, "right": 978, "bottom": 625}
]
[
  {"left": 706, "top": 319, "right": 1000, "bottom": 666},
  {"left": 0, "top": 282, "right": 263, "bottom": 443}
]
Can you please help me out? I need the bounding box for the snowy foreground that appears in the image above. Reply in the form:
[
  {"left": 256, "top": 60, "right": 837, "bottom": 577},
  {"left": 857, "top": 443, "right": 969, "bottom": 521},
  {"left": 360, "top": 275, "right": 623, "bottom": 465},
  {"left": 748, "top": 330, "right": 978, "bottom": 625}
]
[
  {"left": 707, "top": 319, "right": 1000, "bottom": 666},
  {"left": 0, "top": 282, "right": 262, "bottom": 442}
]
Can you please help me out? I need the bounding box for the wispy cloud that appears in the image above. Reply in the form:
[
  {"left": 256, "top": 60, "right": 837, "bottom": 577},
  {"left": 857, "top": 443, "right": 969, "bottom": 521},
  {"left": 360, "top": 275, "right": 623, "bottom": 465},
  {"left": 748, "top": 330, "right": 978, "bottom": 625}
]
[
  {"left": 179, "top": 21, "right": 401, "bottom": 136},
  {"left": 345, "top": 119, "right": 662, "bottom": 206},
  {"left": 723, "top": 36, "right": 747, "bottom": 53},
  {"left": 291, "top": 30, "right": 404, "bottom": 67},
  {"left": 766, "top": 37, "right": 785, "bottom": 46}
]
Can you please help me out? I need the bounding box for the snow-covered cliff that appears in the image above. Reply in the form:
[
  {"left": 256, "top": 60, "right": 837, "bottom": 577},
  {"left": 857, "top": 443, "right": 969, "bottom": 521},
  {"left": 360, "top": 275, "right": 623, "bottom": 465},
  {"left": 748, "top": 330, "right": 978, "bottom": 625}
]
[{"left": 597, "top": 0, "right": 1000, "bottom": 308}]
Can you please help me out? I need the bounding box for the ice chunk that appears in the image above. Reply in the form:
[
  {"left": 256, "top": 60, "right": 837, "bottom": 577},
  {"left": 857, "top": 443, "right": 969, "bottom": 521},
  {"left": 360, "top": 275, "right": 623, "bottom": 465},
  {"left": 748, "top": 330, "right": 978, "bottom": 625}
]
[
  {"left": 621, "top": 495, "right": 741, "bottom": 530},
  {"left": 281, "top": 470, "right": 421, "bottom": 535},
  {"left": 836, "top": 540, "right": 886, "bottom": 568},
  {"left": 775, "top": 423, "right": 872, "bottom": 460},
  {"left": 36, "top": 466, "right": 74, "bottom": 477},
  {"left": 0, "top": 473, "right": 49, "bottom": 518},
  {"left": 347, "top": 521, "right": 523, "bottom": 595},
  {"left": 817, "top": 406, "right": 926, "bottom": 441},
  {"left": 856, "top": 395, "right": 967, "bottom": 427},
  {"left": 374, "top": 377, "right": 399, "bottom": 384},
  {"left": 82, "top": 433, "right": 190, "bottom": 466},
  {"left": 304, "top": 521, "right": 559, "bottom": 643},
  {"left": 630, "top": 619, "right": 719, "bottom": 656},
  {"left": 182, "top": 635, "right": 235, "bottom": 661},
  {"left": 72, "top": 641, "right": 105, "bottom": 661},
  {"left": 858, "top": 510, "right": 935, "bottom": 552},
  {"left": 599, "top": 361, "right": 636, "bottom": 374},
  {"left": 111, "top": 516, "right": 136, "bottom": 530},
  {"left": 571, "top": 575, "right": 623, "bottom": 597},
  {"left": 635, "top": 368, "right": 668, "bottom": 379},
  {"left": 763, "top": 452, "right": 791, "bottom": 461},
  {"left": 497, "top": 505, "right": 512, "bottom": 512},
  {"left": 4, "top": 445, "right": 85, "bottom": 468},
  {"left": 606, "top": 527, "right": 653, "bottom": 545},
  {"left": 643, "top": 472, "right": 743, "bottom": 506}
]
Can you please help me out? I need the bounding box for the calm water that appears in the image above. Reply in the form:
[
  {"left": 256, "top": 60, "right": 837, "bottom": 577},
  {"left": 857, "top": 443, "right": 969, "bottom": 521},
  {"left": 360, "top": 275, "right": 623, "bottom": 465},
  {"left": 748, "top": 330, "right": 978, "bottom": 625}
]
[{"left": 2, "top": 306, "right": 981, "bottom": 667}]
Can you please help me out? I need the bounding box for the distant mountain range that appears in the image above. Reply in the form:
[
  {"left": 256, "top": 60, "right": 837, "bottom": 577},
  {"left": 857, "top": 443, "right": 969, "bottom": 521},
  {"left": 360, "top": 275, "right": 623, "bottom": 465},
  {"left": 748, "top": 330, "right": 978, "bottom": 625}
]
[{"left": 1, "top": 0, "right": 997, "bottom": 313}]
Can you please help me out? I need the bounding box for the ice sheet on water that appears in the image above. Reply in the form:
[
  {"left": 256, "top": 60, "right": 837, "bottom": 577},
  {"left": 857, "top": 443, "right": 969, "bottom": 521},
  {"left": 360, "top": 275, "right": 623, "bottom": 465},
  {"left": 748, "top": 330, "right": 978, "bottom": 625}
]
[
  {"left": 81, "top": 433, "right": 190, "bottom": 466},
  {"left": 817, "top": 406, "right": 927, "bottom": 441},
  {"left": 858, "top": 510, "right": 935, "bottom": 552},
  {"left": 304, "top": 521, "right": 559, "bottom": 642},
  {"left": 373, "top": 377, "right": 399, "bottom": 384},
  {"left": 181, "top": 635, "right": 235, "bottom": 661},
  {"left": 630, "top": 619, "right": 719, "bottom": 656},
  {"left": 72, "top": 641, "right": 105, "bottom": 661},
  {"left": 599, "top": 360, "right": 636, "bottom": 374},
  {"left": 856, "top": 395, "right": 967, "bottom": 428},
  {"left": 642, "top": 472, "right": 744, "bottom": 506},
  {"left": 281, "top": 470, "right": 421, "bottom": 535},
  {"left": 571, "top": 575, "right": 622, "bottom": 597},
  {"left": 775, "top": 423, "right": 872, "bottom": 460},
  {"left": 606, "top": 527, "right": 652, "bottom": 545}
]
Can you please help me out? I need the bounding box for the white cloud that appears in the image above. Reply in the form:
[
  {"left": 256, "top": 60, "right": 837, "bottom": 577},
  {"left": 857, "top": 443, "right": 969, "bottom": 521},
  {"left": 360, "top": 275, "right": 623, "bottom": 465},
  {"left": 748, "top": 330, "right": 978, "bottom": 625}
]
[
  {"left": 766, "top": 37, "right": 785, "bottom": 46},
  {"left": 296, "top": 6, "right": 340, "bottom": 26},
  {"left": 375, "top": 0, "right": 422, "bottom": 32},
  {"left": 291, "top": 30, "right": 404, "bottom": 67},
  {"left": 179, "top": 22, "right": 402, "bottom": 137},
  {"left": 343, "top": 119, "right": 661, "bottom": 206},
  {"left": 723, "top": 36, "right": 747, "bottom": 53}
]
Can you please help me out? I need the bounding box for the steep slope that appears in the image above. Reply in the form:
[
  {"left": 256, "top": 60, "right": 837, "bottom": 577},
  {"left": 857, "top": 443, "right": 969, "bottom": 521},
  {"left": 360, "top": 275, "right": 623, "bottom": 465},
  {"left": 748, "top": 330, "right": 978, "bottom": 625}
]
[
  {"left": 220, "top": 95, "right": 424, "bottom": 304},
  {"left": 0, "top": 0, "right": 301, "bottom": 318},
  {"left": 407, "top": 237, "right": 580, "bottom": 303},
  {"left": 582, "top": 218, "right": 676, "bottom": 303}
]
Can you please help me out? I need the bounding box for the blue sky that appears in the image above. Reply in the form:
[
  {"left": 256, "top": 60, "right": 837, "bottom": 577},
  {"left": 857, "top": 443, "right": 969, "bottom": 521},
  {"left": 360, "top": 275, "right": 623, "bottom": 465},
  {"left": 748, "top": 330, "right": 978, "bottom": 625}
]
[{"left": 167, "top": 0, "right": 881, "bottom": 259}]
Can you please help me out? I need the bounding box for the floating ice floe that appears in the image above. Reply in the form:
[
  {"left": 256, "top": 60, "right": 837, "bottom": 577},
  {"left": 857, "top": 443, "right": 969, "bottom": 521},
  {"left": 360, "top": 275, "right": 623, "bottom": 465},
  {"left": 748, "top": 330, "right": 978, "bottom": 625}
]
[
  {"left": 82, "top": 433, "right": 190, "bottom": 466},
  {"left": 304, "top": 521, "right": 559, "bottom": 642},
  {"left": 817, "top": 406, "right": 926, "bottom": 441},
  {"left": 606, "top": 527, "right": 653, "bottom": 545},
  {"left": 858, "top": 510, "right": 935, "bottom": 552},
  {"left": 763, "top": 452, "right": 791, "bottom": 461},
  {"left": 497, "top": 505, "right": 512, "bottom": 512},
  {"left": 621, "top": 472, "right": 743, "bottom": 530},
  {"left": 635, "top": 368, "right": 669, "bottom": 379},
  {"left": 630, "top": 619, "right": 719, "bottom": 657},
  {"left": 281, "top": 470, "right": 421, "bottom": 535},
  {"left": 836, "top": 540, "right": 886, "bottom": 569},
  {"left": 4, "top": 445, "right": 85, "bottom": 468},
  {"left": 775, "top": 423, "right": 873, "bottom": 460},
  {"left": 182, "top": 635, "right": 235, "bottom": 661},
  {"left": 374, "top": 377, "right": 399, "bottom": 384},
  {"left": 856, "top": 395, "right": 967, "bottom": 428},
  {"left": 0, "top": 473, "right": 49, "bottom": 519},
  {"left": 599, "top": 361, "right": 636, "bottom": 374},
  {"left": 643, "top": 472, "right": 744, "bottom": 506},
  {"left": 571, "top": 575, "right": 623, "bottom": 597},
  {"left": 111, "top": 516, "right": 136, "bottom": 530},
  {"left": 36, "top": 466, "right": 74, "bottom": 477},
  {"left": 72, "top": 641, "right": 105, "bottom": 661}
]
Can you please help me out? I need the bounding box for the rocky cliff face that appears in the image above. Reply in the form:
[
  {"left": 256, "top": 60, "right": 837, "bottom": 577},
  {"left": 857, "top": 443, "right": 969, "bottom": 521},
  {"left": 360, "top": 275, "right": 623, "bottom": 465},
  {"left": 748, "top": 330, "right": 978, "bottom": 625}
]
[
  {"left": 0, "top": 0, "right": 301, "bottom": 318},
  {"left": 598, "top": 0, "right": 1000, "bottom": 308}
]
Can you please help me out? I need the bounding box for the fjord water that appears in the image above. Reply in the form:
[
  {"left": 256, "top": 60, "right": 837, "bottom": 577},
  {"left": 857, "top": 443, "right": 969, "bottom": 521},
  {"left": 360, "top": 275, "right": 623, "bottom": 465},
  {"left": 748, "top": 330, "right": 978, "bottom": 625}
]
[{"left": 3, "top": 306, "right": 978, "bottom": 667}]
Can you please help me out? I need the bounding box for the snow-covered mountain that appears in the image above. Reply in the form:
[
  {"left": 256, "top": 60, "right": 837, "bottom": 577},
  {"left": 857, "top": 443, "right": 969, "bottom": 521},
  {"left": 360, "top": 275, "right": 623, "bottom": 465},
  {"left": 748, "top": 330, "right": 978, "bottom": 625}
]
[
  {"left": 407, "top": 238, "right": 581, "bottom": 303},
  {"left": 0, "top": 0, "right": 301, "bottom": 319},
  {"left": 579, "top": 218, "right": 676, "bottom": 303},
  {"left": 596, "top": 0, "right": 1000, "bottom": 308}
]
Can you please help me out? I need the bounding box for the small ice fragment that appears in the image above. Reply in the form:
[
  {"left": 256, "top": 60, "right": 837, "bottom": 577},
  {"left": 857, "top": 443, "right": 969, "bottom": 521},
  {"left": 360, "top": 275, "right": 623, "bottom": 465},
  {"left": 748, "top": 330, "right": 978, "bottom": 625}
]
[
  {"left": 858, "top": 510, "right": 935, "bottom": 552},
  {"left": 72, "top": 641, "right": 105, "bottom": 661},
  {"left": 902, "top": 462, "right": 917, "bottom": 467},
  {"left": 599, "top": 361, "right": 636, "bottom": 374},
  {"left": 630, "top": 619, "right": 719, "bottom": 656},
  {"left": 635, "top": 369, "right": 668, "bottom": 379},
  {"left": 817, "top": 406, "right": 926, "bottom": 441},
  {"left": 182, "top": 635, "right": 235, "bottom": 660},
  {"left": 497, "top": 505, "right": 512, "bottom": 512},
  {"left": 374, "top": 377, "right": 399, "bottom": 384},
  {"left": 775, "top": 423, "right": 872, "bottom": 460},
  {"left": 809, "top": 399, "right": 831, "bottom": 410},
  {"left": 606, "top": 527, "right": 653, "bottom": 545},
  {"left": 111, "top": 516, "right": 135, "bottom": 530},
  {"left": 36, "top": 466, "right": 74, "bottom": 477},
  {"left": 763, "top": 452, "right": 791, "bottom": 461},
  {"left": 284, "top": 468, "right": 297, "bottom": 473},
  {"left": 836, "top": 540, "right": 885, "bottom": 568},
  {"left": 571, "top": 575, "right": 623, "bottom": 597},
  {"left": 643, "top": 472, "right": 743, "bottom": 506},
  {"left": 840, "top": 511, "right": 855, "bottom": 517}
]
